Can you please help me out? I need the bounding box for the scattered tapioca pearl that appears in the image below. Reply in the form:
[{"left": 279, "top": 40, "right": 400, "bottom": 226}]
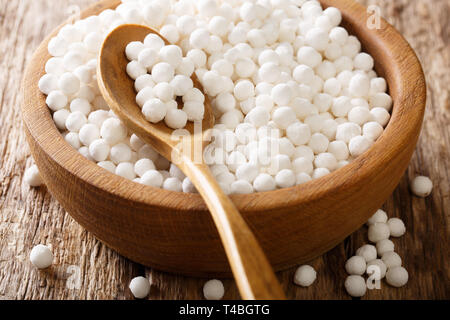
[
  {"left": 293, "top": 265, "right": 317, "bottom": 287},
  {"left": 30, "top": 244, "right": 53, "bottom": 269},
  {"left": 129, "top": 276, "right": 151, "bottom": 299},
  {"left": 410, "top": 175, "right": 433, "bottom": 197},
  {"left": 386, "top": 266, "right": 408, "bottom": 288},
  {"left": 203, "top": 279, "right": 225, "bottom": 300},
  {"left": 344, "top": 275, "right": 366, "bottom": 297},
  {"left": 24, "top": 164, "right": 44, "bottom": 187}
]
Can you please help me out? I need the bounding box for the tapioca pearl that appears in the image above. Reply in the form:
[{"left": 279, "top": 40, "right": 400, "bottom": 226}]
[
  {"left": 292, "top": 156, "right": 314, "bottom": 176},
  {"left": 286, "top": 122, "right": 311, "bottom": 146},
  {"left": 272, "top": 106, "right": 297, "bottom": 129},
  {"left": 369, "top": 93, "right": 393, "bottom": 111},
  {"left": 336, "top": 122, "right": 361, "bottom": 143},
  {"left": 320, "top": 119, "right": 338, "bottom": 140},
  {"left": 314, "top": 152, "right": 338, "bottom": 171},
  {"left": 293, "top": 64, "right": 314, "bottom": 84},
  {"left": 331, "top": 96, "right": 352, "bottom": 117},
  {"left": 289, "top": 98, "right": 315, "bottom": 120},
  {"left": 78, "top": 123, "right": 100, "bottom": 146},
  {"left": 323, "top": 78, "right": 341, "bottom": 97},
  {"left": 137, "top": 48, "right": 159, "bottom": 69},
  {"left": 308, "top": 133, "right": 329, "bottom": 154},
  {"left": 258, "top": 62, "right": 281, "bottom": 84},
  {"left": 176, "top": 57, "right": 195, "bottom": 77},
  {"left": 53, "top": 109, "right": 70, "bottom": 130},
  {"left": 327, "top": 140, "right": 349, "bottom": 161},
  {"left": 349, "top": 73, "right": 370, "bottom": 97},
  {"left": 138, "top": 145, "right": 159, "bottom": 162},
  {"left": 142, "top": 99, "right": 167, "bottom": 123},
  {"left": 126, "top": 61, "right": 147, "bottom": 80},
  {"left": 165, "top": 109, "right": 188, "bottom": 129},
  {"left": 183, "top": 101, "right": 205, "bottom": 122},
  {"left": 183, "top": 87, "right": 206, "bottom": 104},
  {"left": 100, "top": 118, "right": 128, "bottom": 145},
  {"left": 46, "top": 91, "right": 68, "bottom": 112},
  {"left": 89, "top": 139, "right": 110, "bottom": 162},
  {"left": 297, "top": 46, "right": 322, "bottom": 68},
  {"left": 151, "top": 62, "right": 175, "bottom": 83},
  {"left": 110, "top": 143, "right": 132, "bottom": 164},
  {"left": 305, "top": 114, "right": 325, "bottom": 133},
  {"left": 65, "top": 132, "right": 81, "bottom": 149},
  {"left": 370, "top": 77, "right": 388, "bottom": 94},
  {"left": 134, "top": 74, "right": 155, "bottom": 93},
  {"left": 370, "top": 107, "right": 391, "bottom": 127},
  {"left": 312, "top": 167, "right": 330, "bottom": 179},
  {"left": 349, "top": 135, "right": 373, "bottom": 157},
  {"left": 354, "top": 53, "right": 374, "bottom": 71},
  {"left": 170, "top": 75, "right": 193, "bottom": 97},
  {"left": 348, "top": 106, "right": 371, "bottom": 126}
]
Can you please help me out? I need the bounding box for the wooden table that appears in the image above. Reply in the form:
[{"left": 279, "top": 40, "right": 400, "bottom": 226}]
[{"left": 0, "top": 0, "right": 448, "bottom": 300}]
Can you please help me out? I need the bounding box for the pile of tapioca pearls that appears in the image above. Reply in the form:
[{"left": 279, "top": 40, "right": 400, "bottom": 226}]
[{"left": 37, "top": 0, "right": 394, "bottom": 195}]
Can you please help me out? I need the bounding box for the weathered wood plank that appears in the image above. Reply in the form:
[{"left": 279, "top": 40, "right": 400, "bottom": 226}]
[{"left": 0, "top": 0, "right": 448, "bottom": 300}]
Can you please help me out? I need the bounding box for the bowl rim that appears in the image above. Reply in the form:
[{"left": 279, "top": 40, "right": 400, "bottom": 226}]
[{"left": 22, "top": 0, "right": 426, "bottom": 214}]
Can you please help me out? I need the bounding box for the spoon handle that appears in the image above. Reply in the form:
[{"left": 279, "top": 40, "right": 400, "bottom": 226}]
[{"left": 183, "top": 160, "right": 286, "bottom": 300}]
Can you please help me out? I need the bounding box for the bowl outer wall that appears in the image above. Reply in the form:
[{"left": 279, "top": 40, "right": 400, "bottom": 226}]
[{"left": 21, "top": 0, "right": 426, "bottom": 277}]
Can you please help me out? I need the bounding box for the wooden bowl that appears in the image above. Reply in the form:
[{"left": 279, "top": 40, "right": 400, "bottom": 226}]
[{"left": 22, "top": 0, "right": 426, "bottom": 277}]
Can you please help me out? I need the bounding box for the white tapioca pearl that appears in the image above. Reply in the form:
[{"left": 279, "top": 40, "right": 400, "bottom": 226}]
[
  {"left": 336, "top": 123, "right": 361, "bottom": 143},
  {"left": 286, "top": 122, "right": 311, "bottom": 146},
  {"left": 305, "top": 114, "right": 325, "bottom": 133},
  {"left": 253, "top": 173, "right": 276, "bottom": 192},
  {"left": 370, "top": 107, "right": 391, "bottom": 127},
  {"left": 329, "top": 27, "right": 348, "bottom": 46},
  {"left": 134, "top": 74, "right": 155, "bottom": 93},
  {"left": 258, "top": 62, "right": 281, "bottom": 84},
  {"left": 349, "top": 73, "right": 370, "bottom": 97},
  {"left": 65, "top": 132, "right": 81, "bottom": 149},
  {"left": 46, "top": 91, "right": 68, "bottom": 111},
  {"left": 362, "top": 121, "right": 384, "bottom": 141},
  {"left": 38, "top": 74, "right": 59, "bottom": 95},
  {"left": 165, "top": 109, "right": 188, "bottom": 129},
  {"left": 386, "top": 266, "right": 408, "bottom": 288},
  {"left": 293, "top": 64, "right": 314, "bottom": 84},
  {"left": 142, "top": 99, "right": 167, "bottom": 124},
  {"left": 78, "top": 123, "right": 100, "bottom": 146},
  {"left": 411, "top": 175, "right": 433, "bottom": 197},
  {"left": 323, "top": 78, "right": 341, "bottom": 97},
  {"left": 160, "top": 24, "right": 180, "bottom": 44},
  {"left": 312, "top": 167, "right": 330, "bottom": 179},
  {"left": 100, "top": 118, "right": 127, "bottom": 145},
  {"left": 308, "top": 133, "right": 329, "bottom": 154},
  {"left": 89, "top": 139, "right": 110, "bottom": 162},
  {"left": 183, "top": 101, "right": 205, "bottom": 122},
  {"left": 272, "top": 107, "right": 297, "bottom": 129},
  {"left": 327, "top": 141, "right": 349, "bottom": 161},
  {"left": 348, "top": 106, "right": 371, "bottom": 126},
  {"left": 59, "top": 72, "right": 80, "bottom": 95},
  {"left": 321, "top": 119, "right": 338, "bottom": 140},
  {"left": 151, "top": 62, "right": 175, "bottom": 83},
  {"left": 138, "top": 48, "right": 159, "bottom": 69},
  {"left": 314, "top": 152, "right": 338, "bottom": 171},
  {"left": 368, "top": 222, "right": 391, "bottom": 243},
  {"left": 271, "top": 84, "right": 292, "bottom": 106},
  {"left": 305, "top": 27, "right": 329, "bottom": 51},
  {"left": 381, "top": 251, "right": 402, "bottom": 269},
  {"left": 354, "top": 53, "right": 374, "bottom": 71},
  {"left": 126, "top": 61, "right": 147, "bottom": 80},
  {"left": 293, "top": 157, "right": 314, "bottom": 175},
  {"left": 297, "top": 46, "right": 322, "bottom": 68},
  {"left": 344, "top": 275, "right": 366, "bottom": 297},
  {"left": 187, "top": 49, "right": 207, "bottom": 68},
  {"left": 356, "top": 244, "right": 377, "bottom": 262},
  {"left": 370, "top": 77, "right": 387, "bottom": 94},
  {"left": 370, "top": 93, "right": 393, "bottom": 111},
  {"left": 349, "top": 135, "right": 372, "bottom": 157}
]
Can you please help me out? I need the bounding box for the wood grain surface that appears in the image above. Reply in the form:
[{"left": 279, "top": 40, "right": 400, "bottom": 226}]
[{"left": 0, "top": 0, "right": 448, "bottom": 300}]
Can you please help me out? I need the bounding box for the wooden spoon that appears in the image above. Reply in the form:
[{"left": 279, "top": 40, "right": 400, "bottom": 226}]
[{"left": 97, "top": 24, "right": 285, "bottom": 300}]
